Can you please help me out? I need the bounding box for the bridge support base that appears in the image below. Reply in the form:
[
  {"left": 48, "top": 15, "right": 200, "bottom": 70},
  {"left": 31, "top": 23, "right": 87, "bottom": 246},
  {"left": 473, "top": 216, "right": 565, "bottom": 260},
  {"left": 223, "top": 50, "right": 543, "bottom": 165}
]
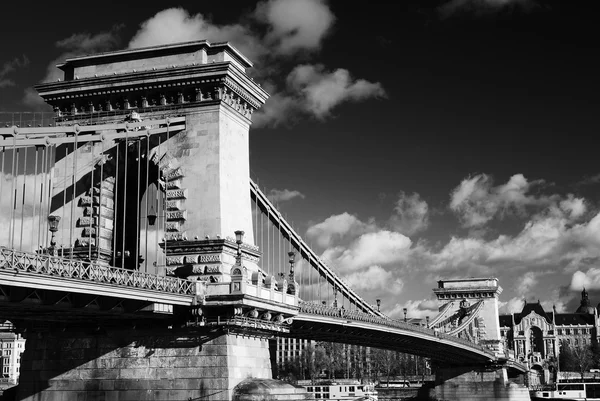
[
  {"left": 432, "top": 365, "right": 530, "bottom": 401},
  {"left": 15, "top": 327, "right": 277, "bottom": 401}
]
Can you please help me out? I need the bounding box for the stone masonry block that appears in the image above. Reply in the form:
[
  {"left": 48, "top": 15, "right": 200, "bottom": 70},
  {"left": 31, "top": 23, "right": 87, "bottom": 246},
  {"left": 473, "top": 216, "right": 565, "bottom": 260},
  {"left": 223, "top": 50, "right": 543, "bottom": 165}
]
[{"left": 118, "top": 367, "right": 152, "bottom": 380}]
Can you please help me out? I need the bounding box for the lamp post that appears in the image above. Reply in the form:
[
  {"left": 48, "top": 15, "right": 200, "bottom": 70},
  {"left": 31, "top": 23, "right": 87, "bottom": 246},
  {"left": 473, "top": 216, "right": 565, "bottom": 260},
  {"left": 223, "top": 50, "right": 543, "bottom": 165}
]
[
  {"left": 147, "top": 205, "right": 157, "bottom": 226},
  {"left": 234, "top": 230, "right": 244, "bottom": 266},
  {"left": 288, "top": 251, "right": 296, "bottom": 280},
  {"left": 47, "top": 215, "right": 60, "bottom": 256},
  {"left": 426, "top": 316, "right": 430, "bottom": 328},
  {"left": 333, "top": 287, "right": 338, "bottom": 308},
  {"left": 376, "top": 299, "right": 381, "bottom": 312},
  {"left": 403, "top": 307, "right": 408, "bottom": 323}
]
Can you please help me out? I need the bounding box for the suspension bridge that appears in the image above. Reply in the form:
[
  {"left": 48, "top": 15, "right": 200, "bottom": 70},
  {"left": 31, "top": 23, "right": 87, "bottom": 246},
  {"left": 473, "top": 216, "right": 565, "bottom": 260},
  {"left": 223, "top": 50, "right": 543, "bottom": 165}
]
[{"left": 0, "top": 40, "right": 528, "bottom": 401}]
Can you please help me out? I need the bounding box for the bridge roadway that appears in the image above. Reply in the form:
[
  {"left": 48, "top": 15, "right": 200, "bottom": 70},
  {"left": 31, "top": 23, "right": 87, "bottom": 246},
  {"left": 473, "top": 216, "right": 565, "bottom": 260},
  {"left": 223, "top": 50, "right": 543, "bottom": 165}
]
[
  {"left": 0, "top": 247, "right": 510, "bottom": 366},
  {"left": 292, "top": 301, "right": 496, "bottom": 365}
]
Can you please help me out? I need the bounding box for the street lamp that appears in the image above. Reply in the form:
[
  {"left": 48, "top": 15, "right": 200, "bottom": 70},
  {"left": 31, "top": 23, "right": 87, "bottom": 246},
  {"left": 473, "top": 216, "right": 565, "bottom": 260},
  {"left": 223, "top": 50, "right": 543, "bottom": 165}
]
[
  {"left": 147, "top": 205, "right": 157, "bottom": 226},
  {"left": 426, "top": 316, "right": 430, "bottom": 328},
  {"left": 47, "top": 215, "right": 60, "bottom": 256},
  {"left": 333, "top": 287, "right": 338, "bottom": 308},
  {"left": 403, "top": 307, "right": 408, "bottom": 322},
  {"left": 234, "top": 230, "right": 244, "bottom": 266},
  {"left": 376, "top": 299, "right": 381, "bottom": 312},
  {"left": 288, "top": 251, "right": 296, "bottom": 280}
]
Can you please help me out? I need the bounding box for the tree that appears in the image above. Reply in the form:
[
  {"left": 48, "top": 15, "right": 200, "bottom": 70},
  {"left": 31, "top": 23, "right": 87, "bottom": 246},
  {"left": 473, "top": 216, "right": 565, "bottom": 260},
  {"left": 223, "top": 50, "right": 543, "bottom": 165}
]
[
  {"left": 572, "top": 345, "right": 595, "bottom": 379},
  {"left": 306, "top": 344, "right": 328, "bottom": 382},
  {"left": 560, "top": 342, "right": 595, "bottom": 379},
  {"left": 371, "top": 348, "right": 399, "bottom": 386}
]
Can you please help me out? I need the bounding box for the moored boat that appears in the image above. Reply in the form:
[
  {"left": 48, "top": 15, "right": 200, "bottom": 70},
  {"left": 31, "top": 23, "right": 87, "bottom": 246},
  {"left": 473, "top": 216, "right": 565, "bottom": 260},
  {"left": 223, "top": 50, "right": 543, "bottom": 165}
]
[
  {"left": 531, "top": 381, "right": 600, "bottom": 400},
  {"left": 300, "top": 381, "right": 378, "bottom": 401}
]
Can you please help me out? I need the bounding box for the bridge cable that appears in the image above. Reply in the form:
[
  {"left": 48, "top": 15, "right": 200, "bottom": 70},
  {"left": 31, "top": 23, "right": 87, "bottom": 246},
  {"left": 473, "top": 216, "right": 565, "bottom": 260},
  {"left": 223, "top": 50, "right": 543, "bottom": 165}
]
[
  {"left": 155, "top": 134, "right": 162, "bottom": 270},
  {"left": 88, "top": 140, "right": 95, "bottom": 260},
  {"left": 98, "top": 135, "right": 105, "bottom": 264},
  {"left": 19, "top": 147, "right": 28, "bottom": 251},
  {"left": 113, "top": 141, "right": 120, "bottom": 266},
  {"left": 164, "top": 124, "right": 170, "bottom": 269},
  {"left": 134, "top": 139, "right": 141, "bottom": 271},
  {"left": 70, "top": 129, "right": 78, "bottom": 260},
  {"left": 121, "top": 130, "right": 129, "bottom": 269},
  {"left": 9, "top": 145, "right": 18, "bottom": 250},
  {"left": 37, "top": 146, "right": 44, "bottom": 251},
  {"left": 31, "top": 147, "right": 39, "bottom": 252},
  {"left": 144, "top": 131, "right": 150, "bottom": 273},
  {"left": 43, "top": 146, "right": 52, "bottom": 250}
]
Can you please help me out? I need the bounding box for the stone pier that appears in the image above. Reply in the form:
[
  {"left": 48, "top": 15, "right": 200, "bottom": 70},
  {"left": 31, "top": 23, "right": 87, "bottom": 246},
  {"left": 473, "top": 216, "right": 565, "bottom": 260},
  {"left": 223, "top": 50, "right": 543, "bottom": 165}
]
[
  {"left": 16, "top": 327, "right": 273, "bottom": 401},
  {"left": 432, "top": 365, "right": 530, "bottom": 401}
]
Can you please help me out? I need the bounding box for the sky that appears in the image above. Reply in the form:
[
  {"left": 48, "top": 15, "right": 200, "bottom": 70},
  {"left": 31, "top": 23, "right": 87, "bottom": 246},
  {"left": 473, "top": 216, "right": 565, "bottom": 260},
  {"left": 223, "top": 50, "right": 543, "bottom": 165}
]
[{"left": 1, "top": 0, "right": 599, "bottom": 321}]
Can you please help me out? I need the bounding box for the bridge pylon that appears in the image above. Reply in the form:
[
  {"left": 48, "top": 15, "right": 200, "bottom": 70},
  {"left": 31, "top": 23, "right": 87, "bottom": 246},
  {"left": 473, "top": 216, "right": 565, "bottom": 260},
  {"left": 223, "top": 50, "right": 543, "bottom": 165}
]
[{"left": 4, "top": 40, "right": 305, "bottom": 401}]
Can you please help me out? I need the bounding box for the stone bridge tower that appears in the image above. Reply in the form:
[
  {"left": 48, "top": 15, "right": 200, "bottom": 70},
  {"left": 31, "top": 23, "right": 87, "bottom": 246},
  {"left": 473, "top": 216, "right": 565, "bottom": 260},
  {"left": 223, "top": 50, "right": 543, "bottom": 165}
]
[
  {"left": 432, "top": 277, "right": 503, "bottom": 352},
  {"left": 17, "top": 41, "right": 300, "bottom": 401},
  {"left": 36, "top": 40, "right": 269, "bottom": 282}
]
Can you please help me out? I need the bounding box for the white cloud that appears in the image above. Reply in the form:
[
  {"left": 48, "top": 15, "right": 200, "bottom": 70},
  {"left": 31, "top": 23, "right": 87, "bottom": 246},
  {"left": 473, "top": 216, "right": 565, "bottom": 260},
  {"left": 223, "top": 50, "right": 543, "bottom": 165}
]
[
  {"left": 25, "top": 3, "right": 383, "bottom": 126},
  {"left": 128, "top": 8, "right": 267, "bottom": 61},
  {"left": 430, "top": 209, "right": 600, "bottom": 272},
  {"left": 321, "top": 230, "right": 412, "bottom": 273},
  {"left": 541, "top": 299, "right": 567, "bottom": 314},
  {"left": 500, "top": 293, "right": 568, "bottom": 315},
  {"left": 129, "top": 1, "right": 334, "bottom": 60},
  {"left": 254, "top": 65, "right": 387, "bottom": 127},
  {"left": 257, "top": 0, "right": 335, "bottom": 55},
  {"left": 304, "top": 173, "right": 600, "bottom": 309},
  {"left": 515, "top": 271, "right": 540, "bottom": 296},
  {"left": 387, "top": 299, "right": 439, "bottom": 320},
  {"left": 0, "top": 55, "right": 29, "bottom": 88},
  {"left": 306, "top": 212, "right": 376, "bottom": 249},
  {"left": 343, "top": 265, "right": 404, "bottom": 295},
  {"left": 499, "top": 297, "right": 525, "bottom": 314},
  {"left": 251, "top": 92, "right": 300, "bottom": 127},
  {"left": 449, "top": 173, "right": 557, "bottom": 228},
  {"left": 286, "top": 64, "right": 386, "bottom": 119},
  {"left": 389, "top": 192, "right": 429, "bottom": 236},
  {"left": 571, "top": 268, "right": 600, "bottom": 291},
  {"left": 559, "top": 195, "right": 586, "bottom": 219},
  {"left": 267, "top": 188, "right": 305, "bottom": 203}
]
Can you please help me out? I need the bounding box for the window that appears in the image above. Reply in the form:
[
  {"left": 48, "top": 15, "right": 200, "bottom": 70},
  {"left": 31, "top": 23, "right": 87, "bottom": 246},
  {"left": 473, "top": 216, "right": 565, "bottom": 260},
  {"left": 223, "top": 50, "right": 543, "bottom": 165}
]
[
  {"left": 2, "top": 358, "right": 7, "bottom": 365},
  {"left": 566, "top": 329, "right": 571, "bottom": 335},
  {"left": 2, "top": 367, "right": 8, "bottom": 374},
  {"left": 558, "top": 329, "right": 563, "bottom": 335}
]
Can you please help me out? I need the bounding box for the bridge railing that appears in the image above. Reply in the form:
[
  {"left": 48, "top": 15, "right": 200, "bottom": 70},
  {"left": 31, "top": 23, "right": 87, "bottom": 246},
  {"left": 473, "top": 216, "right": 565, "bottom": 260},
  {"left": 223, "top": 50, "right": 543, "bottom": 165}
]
[
  {"left": 0, "top": 247, "right": 195, "bottom": 295},
  {"left": 299, "top": 301, "right": 491, "bottom": 353}
]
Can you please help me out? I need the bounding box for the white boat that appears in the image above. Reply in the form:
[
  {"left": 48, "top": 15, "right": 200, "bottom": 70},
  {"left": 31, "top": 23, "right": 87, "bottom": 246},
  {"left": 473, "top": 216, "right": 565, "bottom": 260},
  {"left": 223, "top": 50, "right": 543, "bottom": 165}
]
[
  {"left": 302, "top": 381, "right": 378, "bottom": 400},
  {"left": 531, "top": 381, "right": 600, "bottom": 400}
]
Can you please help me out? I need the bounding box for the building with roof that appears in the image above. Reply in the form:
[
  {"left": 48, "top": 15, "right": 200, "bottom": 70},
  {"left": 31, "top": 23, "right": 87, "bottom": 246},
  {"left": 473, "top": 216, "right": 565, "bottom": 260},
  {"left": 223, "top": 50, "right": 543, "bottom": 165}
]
[
  {"left": 0, "top": 321, "right": 25, "bottom": 389},
  {"left": 499, "top": 289, "right": 598, "bottom": 372}
]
